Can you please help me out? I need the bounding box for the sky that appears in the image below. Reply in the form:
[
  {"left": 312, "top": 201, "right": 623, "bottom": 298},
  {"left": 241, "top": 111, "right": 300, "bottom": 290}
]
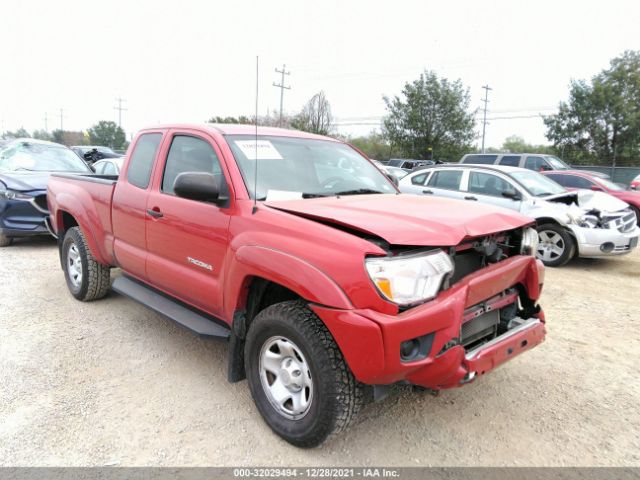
[{"left": 1, "top": 0, "right": 639, "bottom": 149}]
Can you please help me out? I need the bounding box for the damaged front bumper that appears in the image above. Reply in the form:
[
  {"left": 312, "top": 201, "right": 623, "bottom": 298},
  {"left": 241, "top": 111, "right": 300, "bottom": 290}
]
[
  {"left": 311, "top": 255, "right": 546, "bottom": 391},
  {"left": 569, "top": 223, "right": 640, "bottom": 257}
]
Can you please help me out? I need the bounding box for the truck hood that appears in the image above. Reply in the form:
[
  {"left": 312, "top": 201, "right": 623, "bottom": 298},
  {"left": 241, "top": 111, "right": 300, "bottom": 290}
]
[
  {"left": 266, "top": 194, "right": 532, "bottom": 246},
  {"left": 0, "top": 171, "right": 50, "bottom": 192},
  {"left": 544, "top": 189, "right": 628, "bottom": 212}
]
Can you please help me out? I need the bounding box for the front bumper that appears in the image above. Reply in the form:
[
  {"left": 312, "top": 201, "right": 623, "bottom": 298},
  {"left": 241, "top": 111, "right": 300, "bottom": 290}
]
[
  {"left": 312, "top": 255, "right": 546, "bottom": 390},
  {"left": 569, "top": 224, "right": 640, "bottom": 257},
  {"left": 0, "top": 196, "right": 50, "bottom": 238}
]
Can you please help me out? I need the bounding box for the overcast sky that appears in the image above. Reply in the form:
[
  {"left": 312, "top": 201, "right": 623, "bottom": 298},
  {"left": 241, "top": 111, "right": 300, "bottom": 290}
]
[{"left": 1, "top": 0, "right": 639, "bottom": 148}]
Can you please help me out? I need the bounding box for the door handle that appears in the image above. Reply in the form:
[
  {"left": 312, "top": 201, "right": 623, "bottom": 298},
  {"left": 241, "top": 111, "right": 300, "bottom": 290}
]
[
  {"left": 464, "top": 195, "right": 477, "bottom": 201},
  {"left": 147, "top": 208, "right": 163, "bottom": 218},
  {"left": 422, "top": 189, "right": 433, "bottom": 194}
]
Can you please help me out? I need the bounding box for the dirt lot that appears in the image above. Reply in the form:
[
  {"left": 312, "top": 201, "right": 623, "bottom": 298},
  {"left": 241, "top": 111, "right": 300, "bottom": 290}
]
[{"left": 0, "top": 236, "right": 639, "bottom": 466}]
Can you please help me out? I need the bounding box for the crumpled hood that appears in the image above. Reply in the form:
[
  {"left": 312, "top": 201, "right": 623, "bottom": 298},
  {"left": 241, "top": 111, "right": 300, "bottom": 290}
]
[
  {"left": 544, "top": 189, "right": 629, "bottom": 212},
  {"left": 266, "top": 194, "right": 533, "bottom": 246},
  {"left": 0, "top": 172, "right": 50, "bottom": 192}
]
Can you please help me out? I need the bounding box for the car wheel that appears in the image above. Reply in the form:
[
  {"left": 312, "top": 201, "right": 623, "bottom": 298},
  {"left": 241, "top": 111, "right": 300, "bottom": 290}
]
[
  {"left": 245, "top": 300, "right": 365, "bottom": 448},
  {"left": 536, "top": 223, "right": 576, "bottom": 267},
  {"left": 0, "top": 233, "right": 12, "bottom": 247},
  {"left": 631, "top": 206, "right": 640, "bottom": 226},
  {"left": 62, "top": 226, "right": 111, "bottom": 301}
]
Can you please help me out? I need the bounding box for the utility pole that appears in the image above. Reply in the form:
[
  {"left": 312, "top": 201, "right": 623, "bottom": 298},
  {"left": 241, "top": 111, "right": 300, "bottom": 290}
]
[
  {"left": 273, "top": 64, "right": 291, "bottom": 127},
  {"left": 44, "top": 112, "right": 48, "bottom": 132},
  {"left": 481, "top": 85, "right": 492, "bottom": 153},
  {"left": 114, "top": 97, "right": 127, "bottom": 128},
  {"left": 59, "top": 108, "right": 65, "bottom": 132}
]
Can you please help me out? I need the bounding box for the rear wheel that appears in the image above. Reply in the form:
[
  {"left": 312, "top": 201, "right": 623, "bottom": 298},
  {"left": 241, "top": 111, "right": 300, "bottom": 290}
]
[
  {"left": 245, "top": 300, "right": 365, "bottom": 448},
  {"left": 0, "top": 233, "right": 12, "bottom": 247},
  {"left": 536, "top": 223, "right": 575, "bottom": 267},
  {"left": 62, "top": 227, "right": 111, "bottom": 301}
]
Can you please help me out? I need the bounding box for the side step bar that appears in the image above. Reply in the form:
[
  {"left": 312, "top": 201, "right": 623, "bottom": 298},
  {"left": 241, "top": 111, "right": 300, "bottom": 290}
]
[{"left": 112, "top": 276, "right": 230, "bottom": 339}]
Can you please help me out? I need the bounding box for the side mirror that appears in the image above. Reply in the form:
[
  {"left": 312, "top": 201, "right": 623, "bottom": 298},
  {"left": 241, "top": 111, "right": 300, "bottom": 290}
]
[
  {"left": 502, "top": 190, "right": 522, "bottom": 201},
  {"left": 174, "top": 172, "right": 228, "bottom": 205}
]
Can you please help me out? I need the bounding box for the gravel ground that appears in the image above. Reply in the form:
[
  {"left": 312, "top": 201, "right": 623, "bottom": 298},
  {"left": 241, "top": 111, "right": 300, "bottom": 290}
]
[{"left": 0, "top": 236, "right": 639, "bottom": 466}]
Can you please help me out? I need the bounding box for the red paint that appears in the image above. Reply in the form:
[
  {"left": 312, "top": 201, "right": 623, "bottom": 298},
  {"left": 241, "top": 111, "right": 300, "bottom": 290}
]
[{"left": 48, "top": 124, "right": 546, "bottom": 390}]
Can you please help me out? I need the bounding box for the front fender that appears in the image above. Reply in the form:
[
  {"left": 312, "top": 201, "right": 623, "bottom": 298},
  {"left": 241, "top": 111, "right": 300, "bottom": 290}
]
[{"left": 224, "top": 245, "right": 353, "bottom": 319}]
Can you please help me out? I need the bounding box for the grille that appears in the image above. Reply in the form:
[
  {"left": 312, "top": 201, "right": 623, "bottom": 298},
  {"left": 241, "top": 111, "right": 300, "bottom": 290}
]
[
  {"left": 460, "top": 309, "right": 499, "bottom": 348},
  {"left": 32, "top": 194, "right": 49, "bottom": 213},
  {"left": 618, "top": 211, "right": 637, "bottom": 233}
]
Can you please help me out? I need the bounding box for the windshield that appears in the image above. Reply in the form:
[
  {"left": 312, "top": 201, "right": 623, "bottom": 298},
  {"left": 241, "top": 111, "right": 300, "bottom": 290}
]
[
  {"left": 96, "top": 146, "right": 115, "bottom": 154},
  {"left": 0, "top": 142, "right": 91, "bottom": 172},
  {"left": 545, "top": 156, "right": 570, "bottom": 170},
  {"left": 511, "top": 170, "right": 566, "bottom": 197},
  {"left": 596, "top": 177, "right": 625, "bottom": 191},
  {"left": 226, "top": 135, "right": 396, "bottom": 200}
]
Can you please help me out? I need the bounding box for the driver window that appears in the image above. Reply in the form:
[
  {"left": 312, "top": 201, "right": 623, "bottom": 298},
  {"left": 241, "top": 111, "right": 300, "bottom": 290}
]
[
  {"left": 468, "top": 171, "right": 516, "bottom": 197},
  {"left": 161, "top": 135, "right": 222, "bottom": 195},
  {"left": 524, "top": 156, "right": 545, "bottom": 171}
]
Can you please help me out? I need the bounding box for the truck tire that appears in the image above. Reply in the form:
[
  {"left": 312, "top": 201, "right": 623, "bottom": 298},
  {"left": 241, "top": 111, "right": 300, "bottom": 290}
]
[
  {"left": 536, "top": 223, "right": 575, "bottom": 267},
  {"left": 0, "top": 233, "right": 12, "bottom": 247},
  {"left": 244, "top": 300, "right": 365, "bottom": 448},
  {"left": 62, "top": 227, "right": 111, "bottom": 301}
]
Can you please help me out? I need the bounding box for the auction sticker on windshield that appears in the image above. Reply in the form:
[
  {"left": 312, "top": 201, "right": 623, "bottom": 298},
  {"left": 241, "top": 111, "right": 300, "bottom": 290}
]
[{"left": 234, "top": 140, "right": 283, "bottom": 160}]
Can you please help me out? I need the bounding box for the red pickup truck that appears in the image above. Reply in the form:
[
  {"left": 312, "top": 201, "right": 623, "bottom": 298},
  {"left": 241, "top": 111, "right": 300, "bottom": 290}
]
[{"left": 47, "top": 124, "right": 546, "bottom": 447}]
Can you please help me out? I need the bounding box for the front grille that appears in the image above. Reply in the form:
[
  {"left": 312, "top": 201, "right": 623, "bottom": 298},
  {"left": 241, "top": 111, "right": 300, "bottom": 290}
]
[
  {"left": 32, "top": 194, "right": 49, "bottom": 213},
  {"left": 618, "top": 211, "right": 637, "bottom": 233},
  {"left": 461, "top": 310, "right": 499, "bottom": 348}
]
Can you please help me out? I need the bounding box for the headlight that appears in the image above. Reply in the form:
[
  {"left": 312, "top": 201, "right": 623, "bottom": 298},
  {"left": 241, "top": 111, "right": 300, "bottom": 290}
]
[
  {"left": 0, "top": 188, "right": 32, "bottom": 201},
  {"left": 520, "top": 227, "right": 539, "bottom": 256},
  {"left": 365, "top": 249, "right": 454, "bottom": 306}
]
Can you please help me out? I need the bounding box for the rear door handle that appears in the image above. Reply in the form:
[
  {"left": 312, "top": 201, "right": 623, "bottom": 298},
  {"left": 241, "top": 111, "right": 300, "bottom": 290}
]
[
  {"left": 422, "top": 189, "right": 433, "bottom": 194},
  {"left": 464, "top": 195, "right": 477, "bottom": 201},
  {"left": 147, "top": 208, "right": 163, "bottom": 218}
]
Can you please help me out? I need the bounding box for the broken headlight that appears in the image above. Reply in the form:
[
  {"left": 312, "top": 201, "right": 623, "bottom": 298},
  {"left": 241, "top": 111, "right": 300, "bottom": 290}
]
[
  {"left": 365, "top": 250, "right": 454, "bottom": 306},
  {"left": 520, "top": 227, "right": 539, "bottom": 256}
]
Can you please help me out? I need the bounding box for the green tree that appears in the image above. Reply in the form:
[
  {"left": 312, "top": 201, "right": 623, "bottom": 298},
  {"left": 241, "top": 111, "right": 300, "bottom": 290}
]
[
  {"left": 32, "top": 129, "right": 53, "bottom": 141},
  {"left": 544, "top": 50, "right": 640, "bottom": 166},
  {"left": 382, "top": 70, "right": 476, "bottom": 161},
  {"left": 291, "top": 91, "right": 334, "bottom": 135},
  {"left": 347, "top": 132, "right": 397, "bottom": 161},
  {"left": 87, "top": 121, "right": 126, "bottom": 149},
  {"left": 4, "top": 127, "right": 31, "bottom": 138},
  {"left": 500, "top": 135, "right": 555, "bottom": 154}
]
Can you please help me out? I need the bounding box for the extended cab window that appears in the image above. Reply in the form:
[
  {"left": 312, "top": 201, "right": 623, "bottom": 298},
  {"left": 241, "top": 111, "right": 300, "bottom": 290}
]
[
  {"left": 127, "top": 133, "right": 162, "bottom": 188},
  {"left": 411, "top": 173, "right": 428, "bottom": 185},
  {"left": 546, "top": 174, "right": 594, "bottom": 189},
  {"left": 468, "top": 171, "right": 516, "bottom": 197},
  {"left": 162, "top": 135, "right": 222, "bottom": 195},
  {"left": 499, "top": 155, "right": 520, "bottom": 166},
  {"left": 462, "top": 154, "right": 497, "bottom": 165},
  {"left": 428, "top": 170, "right": 463, "bottom": 190}
]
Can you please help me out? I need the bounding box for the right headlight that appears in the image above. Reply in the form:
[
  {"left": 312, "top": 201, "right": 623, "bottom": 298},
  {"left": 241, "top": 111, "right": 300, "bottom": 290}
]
[
  {"left": 520, "top": 227, "right": 539, "bottom": 257},
  {"left": 365, "top": 249, "right": 454, "bottom": 307},
  {"left": 0, "top": 184, "right": 31, "bottom": 201}
]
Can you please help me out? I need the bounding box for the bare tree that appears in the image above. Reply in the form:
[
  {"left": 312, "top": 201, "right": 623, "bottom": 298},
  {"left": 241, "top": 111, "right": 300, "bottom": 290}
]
[{"left": 292, "top": 91, "right": 333, "bottom": 135}]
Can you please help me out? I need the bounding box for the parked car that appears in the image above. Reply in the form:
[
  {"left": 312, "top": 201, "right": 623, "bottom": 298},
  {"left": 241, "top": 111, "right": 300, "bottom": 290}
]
[
  {"left": 0, "top": 138, "right": 92, "bottom": 246},
  {"left": 387, "top": 158, "right": 434, "bottom": 171},
  {"left": 631, "top": 174, "right": 640, "bottom": 191},
  {"left": 382, "top": 165, "right": 408, "bottom": 182},
  {"left": 71, "top": 145, "right": 123, "bottom": 164},
  {"left": 92, "top": 157, "right": 124, "bottom": 175},
  {"left": 48, "top": 124, "right": 546, "bottom": 447},
  {"left": 399, "top": 164, "right": 639, "bottom": 267},
  {"left": 459, "top": 153, "right": 609, "bottom": 178},
  {"left": 542, "top": 170, "right": 640, "bottom": 225}
]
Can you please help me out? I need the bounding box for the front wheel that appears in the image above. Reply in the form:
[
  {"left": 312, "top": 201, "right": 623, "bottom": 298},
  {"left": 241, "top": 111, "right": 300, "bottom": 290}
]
[
  {"left": 62, "top": 227, "right": 111, "bottom": 301},
  {"left": 0, "top": 233, "right": 12, "bottom": 247},
  {"left": 536, "top": 223, "right": 576, "bottom": 267},
  {"left": 245, "top": 300, "right": 365, "bottom": 448}
]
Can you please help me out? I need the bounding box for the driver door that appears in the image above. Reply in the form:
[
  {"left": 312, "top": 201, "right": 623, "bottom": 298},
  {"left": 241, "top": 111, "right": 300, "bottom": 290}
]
[{"left": 465, "top": 170, "right": 522, "bottom": 212}]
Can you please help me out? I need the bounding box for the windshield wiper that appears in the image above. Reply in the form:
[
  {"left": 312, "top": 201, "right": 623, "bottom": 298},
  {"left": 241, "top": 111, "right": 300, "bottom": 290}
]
[
  {"left": 333, "top": 188, "right": 384, "bottom": 196},
  {"left": 13, "top": 167, "right": 38, "bottom": 171}
]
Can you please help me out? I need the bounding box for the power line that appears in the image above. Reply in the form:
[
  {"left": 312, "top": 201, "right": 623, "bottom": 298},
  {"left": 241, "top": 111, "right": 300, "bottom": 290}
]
[
  {"left": 481, "top": 85, "right": 492, "bottom": 153},
  {"left": 273, "top": 64, "right": 291, "bottom": 127},
  {"left": 114, "top": 97, "right": 128, "bottom": 129}
]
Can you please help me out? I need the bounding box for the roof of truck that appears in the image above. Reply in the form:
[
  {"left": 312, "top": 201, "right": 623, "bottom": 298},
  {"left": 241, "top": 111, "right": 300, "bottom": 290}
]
[{"left": 140, "top": 123, "right": 340, "bottom": 142}]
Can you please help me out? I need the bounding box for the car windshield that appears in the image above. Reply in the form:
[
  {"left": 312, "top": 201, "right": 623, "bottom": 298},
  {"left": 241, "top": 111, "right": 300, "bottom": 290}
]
[
  {"left": 226, "top": 135, "right": 396, "bottom": 200},
  {"left": 96, "top": 146, "right": 115, "bottom": 154},
  {"left": 545, "top": 156, "right": 570, "bottom": 170},
  {"left": 511, "top": 170, "right": 566, "bottom": 197},
  {"left": 596, "top": 177, "right": 625, "bottom": 191},
  {"left": 0, "top": 142, "right": 91, "bottom": 172}
]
